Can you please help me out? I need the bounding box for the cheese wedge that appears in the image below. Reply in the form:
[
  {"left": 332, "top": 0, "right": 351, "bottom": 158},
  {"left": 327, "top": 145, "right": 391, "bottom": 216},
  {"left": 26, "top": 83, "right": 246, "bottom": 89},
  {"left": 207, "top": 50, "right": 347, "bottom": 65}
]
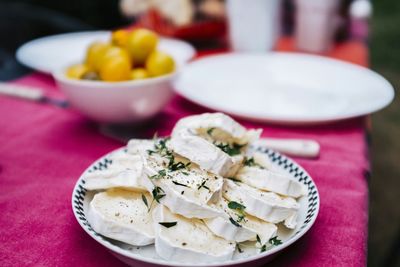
[
  {"left": 83, "top": 153, "right": 146, "bottom": 191},
  {"left": 142, "top": 150, "right": 223, "bottom": 219},
  {"left": 223, "top": 179, "right": 299, "bottom": 224},
  {"left": 153, "top": 205, "right": 235, "bottom": 263},
  {"left": 235, "top": 166, "right": 306, "bottom": 198},
  {"left": 172, "top": 113, "right": 262, "bottom": 144},
  {"left": 169, "top": 130, "right": 243, "bottom": 177},
  {"left": 204, "top": 197, "right": 277, "bottom": 244},
  {"left": 87, "top": 189, "right": 155, "bottom": 246}
]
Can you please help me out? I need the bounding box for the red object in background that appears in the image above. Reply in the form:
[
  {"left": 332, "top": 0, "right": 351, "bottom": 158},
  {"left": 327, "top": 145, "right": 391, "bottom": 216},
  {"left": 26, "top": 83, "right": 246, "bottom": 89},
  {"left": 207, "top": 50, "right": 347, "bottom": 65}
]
[{"left": 136, "top": 9, "right": 226, "bottom": 43}]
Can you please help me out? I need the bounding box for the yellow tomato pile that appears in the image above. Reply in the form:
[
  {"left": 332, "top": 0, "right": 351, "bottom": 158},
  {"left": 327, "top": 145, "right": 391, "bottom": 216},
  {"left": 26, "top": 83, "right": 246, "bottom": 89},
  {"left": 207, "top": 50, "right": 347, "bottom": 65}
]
[{"left": 66, "top": 28, "right": 175, "bottom": 82}]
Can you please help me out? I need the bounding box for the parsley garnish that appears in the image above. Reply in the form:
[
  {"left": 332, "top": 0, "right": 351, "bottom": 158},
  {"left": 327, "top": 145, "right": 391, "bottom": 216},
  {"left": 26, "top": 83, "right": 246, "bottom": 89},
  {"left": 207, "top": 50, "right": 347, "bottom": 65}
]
[
  {"left": 172, "top": 181, "right": 189, "bottom": 187},
  {"left": 227, "top": 177, "right": 241, "bottom": 182},
  {"left": 214, "top": 142, "right": 246, "bottom": 156},
  {"left": 152, "top": 186, "right": 166, "bottom": 203},
  {"left": 228, "top": 201, "right": 246, "bottom": 210},
  {"left": 197, "top": 180, "right": 210, "bottom": 191},
  {"left": 243, "top": 157, "right": 264, "bottom": 169},
  {"left": 207, "top": 127, "right": 215, "bottom": 136},
  {"left": 141, "top": 194, "right": 149, "bottom": 211},
  {"left": 229, "top": 217, "right": 242, "bottom": 227},
  {"left": 158, "top": 222, "right": 177, "bottom": 228},
  {"left": 228, "top": 201, "right": 246, "bottom": 223},
  {"left": 150, "top": 169, "right": 167, "bottom": 179},
  {"left": 269, "top": 236, "right": 282, "bottom": 246},
  {"left": 259, "top": 236, "right": 282, "bottom": 253},
  {"left": 168, "top": 161, "right": 186, "bottom": 171}
]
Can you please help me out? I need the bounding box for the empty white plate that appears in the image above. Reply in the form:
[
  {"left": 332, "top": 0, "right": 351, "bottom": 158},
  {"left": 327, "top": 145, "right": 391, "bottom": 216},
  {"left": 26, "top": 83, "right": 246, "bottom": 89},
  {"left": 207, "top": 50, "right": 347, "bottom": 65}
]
[
  {"left": 16, "top": 31, "right": 196, "bottom": 74},
  {"left": 174, "top": 53, "right": 394, "bottom": 124}
]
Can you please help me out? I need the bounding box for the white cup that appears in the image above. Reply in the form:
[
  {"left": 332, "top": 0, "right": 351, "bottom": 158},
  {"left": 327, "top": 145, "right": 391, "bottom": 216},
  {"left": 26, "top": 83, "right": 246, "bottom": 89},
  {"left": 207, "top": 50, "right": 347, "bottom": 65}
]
[
  {"left": 227, "top": 0, "right": 281, "bottom": 52},
  {"left": 295, "top": 0, "right": 340, "bottom": 53}
]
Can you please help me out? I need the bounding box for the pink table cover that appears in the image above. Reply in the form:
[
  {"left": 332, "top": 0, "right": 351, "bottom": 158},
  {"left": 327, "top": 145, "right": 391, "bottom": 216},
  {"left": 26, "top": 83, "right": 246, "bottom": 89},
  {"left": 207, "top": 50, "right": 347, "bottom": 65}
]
[{"left": 0, "top": 43, "right": 369, "bottom": 266}]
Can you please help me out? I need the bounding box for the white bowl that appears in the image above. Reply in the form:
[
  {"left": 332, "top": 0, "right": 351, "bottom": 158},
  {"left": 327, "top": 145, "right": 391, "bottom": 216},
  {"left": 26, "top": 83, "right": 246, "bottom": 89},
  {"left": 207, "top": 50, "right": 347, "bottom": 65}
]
[{"left": 53, "top": 70, "right": 176, "bottom": 123}]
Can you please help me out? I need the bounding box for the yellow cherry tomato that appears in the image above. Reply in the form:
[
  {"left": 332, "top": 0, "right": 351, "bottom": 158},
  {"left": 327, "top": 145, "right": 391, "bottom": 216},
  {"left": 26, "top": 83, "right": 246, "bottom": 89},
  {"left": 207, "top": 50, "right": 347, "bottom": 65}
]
[
  {"left": 130, "top": 68, "right": 149, "bottom": 80},
  {"left": 100, "top": 46, "right": 132, "bottom": 68},
  {"left": 99, "top": 56, "right": 131, "bottom": 82},
  {"left": 85, "top": 42, "right": 112, "bottom": 71},
  {"left": 66, "top": 63, "right": 90, "bottom": 79},
  {"left": 111, "top": 29, "right": 129, "bottom": 47},
  {"left": 145, "top": 51, "right": 175, "bottom": 77},
  {"left": 126, "top": 28, "right": 158, "bottom": 65}
]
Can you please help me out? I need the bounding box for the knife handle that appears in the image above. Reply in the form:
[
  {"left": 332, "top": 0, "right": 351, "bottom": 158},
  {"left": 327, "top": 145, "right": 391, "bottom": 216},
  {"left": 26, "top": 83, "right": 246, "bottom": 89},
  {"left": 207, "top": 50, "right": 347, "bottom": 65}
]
[
  {"left": 256, "top": 138, "right": 320, "bottom": 158},
  {"left": 0, "top": 83, "right": 44, "bottom": 101}
]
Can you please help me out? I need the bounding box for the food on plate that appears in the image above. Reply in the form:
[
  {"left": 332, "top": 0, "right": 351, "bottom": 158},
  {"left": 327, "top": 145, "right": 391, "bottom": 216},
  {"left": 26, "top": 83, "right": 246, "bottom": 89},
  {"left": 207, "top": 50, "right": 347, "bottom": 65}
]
[
  {"left": 65, "top": 28, "right": 175, "bottom": 82},
  {"left": 128, "top": 138, "right": 223, "bottom": 219},
  {"left": 203, "top": 197, "right": 277, "bottom": 243},
  {"left": 87, "top": 188, "right": 155, "bottom": 246},
  {"left": 82, "top": 112, "right": 306, "bottom": 263},
  {"left": 223, "top": 179, "right": 299, "bottom": 227},
  {"left": 169, "top": 112, "right": 261, "bottom": 177},
  {"left": 235, "top": 163, "right": 306, "bottom": 198},
  {"left": 153, "top": 205, "right": 235, "bottom": 263},
  {"left": 83, "top": 153, "right": 149, "bottom": 191}
]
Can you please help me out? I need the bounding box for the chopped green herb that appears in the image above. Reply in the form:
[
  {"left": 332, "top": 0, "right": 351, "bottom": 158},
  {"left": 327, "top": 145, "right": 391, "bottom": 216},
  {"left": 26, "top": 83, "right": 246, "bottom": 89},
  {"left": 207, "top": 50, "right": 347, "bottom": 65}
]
[
  {"left": 268, "top": 236, "right": 282, "bottom": 246},
  {"left": 256, "top": 234, "right": 261, "bottom": 244},
  {"left": 228, "top": 201, "right": 246, "bottom": 223},
  {"left": 243, "top": 157, "right": 264, "bottom": 169},
  {"left": 197, "top": 180, "right": 210, "bottom": 191},
  {"left": 214, "top": 142, "right": 246, "bottom": 156},
  {"left": 158, "top": 222, "right": 177, "bottom": 228},
  {"left": 147, "top": 149, "right": 156, "bottom": 155},
  {"left": 227, "top": 177, "right": 241, "bottom": 182},
  {"left": 236, "top": 244, "right": 243, "bottom": 253},
  {"left": 259, "top": 236, "right": 282, "bottom": 253},
  {"left": 228, "top": 201, "right": 246, "bottom": 211},
  {"left": 229, "top": 217, "right": 242, "bottom": 227},
  {"left": 181, "top": 171, "right": 189, "bottom": 176},
  {"left": 141, "top": 194, "right": 149, "bottom": 210},
  {"left": 168, "top": 161, "right": 186, "bottom": 171},
  {"left": 260, "top": 244, "right": 267, "bottom": 252},
  {"left": 150, "top": 169, "right": 167, "bottom": 179},
  {"left": 172, "top": 181, "right": 189, "bottom": 187},
  {"left": 207, "top": 127, "right": 215, "bottom": 136},
  {"left": 152, "top": 186, "right": 166, "bottom": 203}
]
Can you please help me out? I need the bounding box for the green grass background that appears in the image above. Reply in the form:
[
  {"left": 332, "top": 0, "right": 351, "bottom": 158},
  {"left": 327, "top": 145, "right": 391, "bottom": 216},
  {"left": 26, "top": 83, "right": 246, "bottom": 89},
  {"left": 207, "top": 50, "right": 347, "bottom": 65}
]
[{"left": 369, "top": 0, "right": 400, "bottom": 266}]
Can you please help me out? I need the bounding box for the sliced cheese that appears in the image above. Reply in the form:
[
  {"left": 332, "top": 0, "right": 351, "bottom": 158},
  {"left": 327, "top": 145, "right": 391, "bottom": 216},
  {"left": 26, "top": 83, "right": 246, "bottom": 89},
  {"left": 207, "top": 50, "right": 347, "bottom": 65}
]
[
  {"left": 204, "top": 197, "right": 277, "bottom": 244},
  {"left": 223, "top": 179, "right": 299, "bottom": 224},
  {"left": 172, "top": 112, "right": 262, "bottom": 144},
  {"left": 143, "top": 152, "right": 223, "bottom": 219},
  {"left": 169, "top": 113, "right": 261, "bottom": 177},
  {"left": 153, "top": 205, "right": 235, "bottom": 263},
  {"left": 235, "top": 166, "right": 306, "bottom": 198},
  {"left": 87, "top": 189, "right": 155, "bottom": 246},
  {"left": 83, "top": 153, "right": 146, "bottom": 191},
  {"left": 169, "top": 130, "right": 243, "bottom": 177}
]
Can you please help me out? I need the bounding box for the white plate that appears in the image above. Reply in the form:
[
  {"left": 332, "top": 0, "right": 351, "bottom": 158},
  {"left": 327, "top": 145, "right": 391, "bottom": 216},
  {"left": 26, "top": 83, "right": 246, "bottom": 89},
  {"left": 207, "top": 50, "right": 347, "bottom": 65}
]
[
  {"left": 173, "top": 53, "right": 394, "bottom": 125},
  {"left": 72, "top": 144, "right": 319, "bottom": 267},
  {"left": 16, "top": 31, "right": 196, "bottom": 74}
]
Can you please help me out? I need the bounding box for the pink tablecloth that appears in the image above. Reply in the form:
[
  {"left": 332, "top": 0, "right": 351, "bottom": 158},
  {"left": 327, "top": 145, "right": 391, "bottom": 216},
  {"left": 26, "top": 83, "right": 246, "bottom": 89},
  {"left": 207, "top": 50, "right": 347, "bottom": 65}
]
[{"left": 0, "top": 43, "right": 369, "bottom": 266}]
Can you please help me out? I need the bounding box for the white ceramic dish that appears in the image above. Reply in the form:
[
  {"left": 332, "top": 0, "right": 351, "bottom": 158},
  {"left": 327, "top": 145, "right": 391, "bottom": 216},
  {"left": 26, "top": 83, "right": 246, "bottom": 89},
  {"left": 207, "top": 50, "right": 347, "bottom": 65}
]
[
  {"left": 16, "top": 31, "right": 196, "bottom": 74},
  {"left": 53, "top": 70, "right": 176, "bottom": 123},
  {"left": 173, "top": 53, "right": 394, "bottom": 125},
  {"left": 72, "top": 145, "right": 320, "bottom": 267}
]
